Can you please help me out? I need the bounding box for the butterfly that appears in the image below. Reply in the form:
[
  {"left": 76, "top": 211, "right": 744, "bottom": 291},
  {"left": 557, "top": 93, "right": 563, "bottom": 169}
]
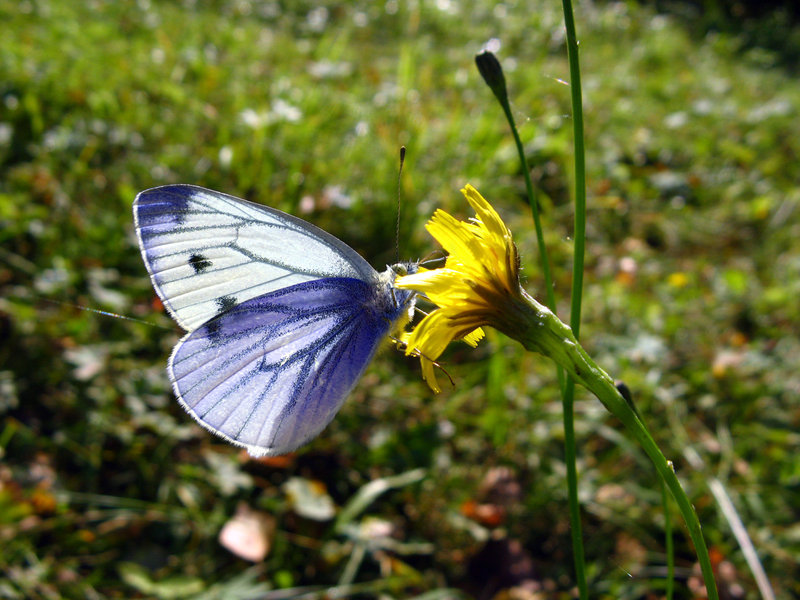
[{"left": 134, "top": 185, "right": 417, "bottom": 457}]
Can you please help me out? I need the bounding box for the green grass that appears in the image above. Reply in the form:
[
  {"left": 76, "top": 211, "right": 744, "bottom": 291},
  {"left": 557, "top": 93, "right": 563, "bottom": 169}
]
[{"left": 1, "top": 0, "right": 799, "bottom": 597}]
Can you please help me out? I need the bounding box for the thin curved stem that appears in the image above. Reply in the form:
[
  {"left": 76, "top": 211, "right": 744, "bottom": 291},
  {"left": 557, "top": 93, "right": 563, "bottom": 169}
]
[{"left": 496, "top": 290, "right": 720, "bottom": 600}]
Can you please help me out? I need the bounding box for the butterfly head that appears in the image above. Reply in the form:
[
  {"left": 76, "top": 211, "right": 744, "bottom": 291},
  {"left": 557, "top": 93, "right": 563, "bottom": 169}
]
[
  {"left": 375, "top": 262, "right": 418, "bottom": 325},
  {"left": 388, "top": 261, "right": 419, "bottom": 279}
]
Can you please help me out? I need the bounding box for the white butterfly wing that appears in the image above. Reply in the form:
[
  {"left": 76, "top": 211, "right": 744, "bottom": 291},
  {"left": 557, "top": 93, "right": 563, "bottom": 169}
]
[
  {"left": 168, "top": 277, "right": 409, "bottom": 456},
  {"left": 133, "top": 185, "right": 378, "bottom": 331}
]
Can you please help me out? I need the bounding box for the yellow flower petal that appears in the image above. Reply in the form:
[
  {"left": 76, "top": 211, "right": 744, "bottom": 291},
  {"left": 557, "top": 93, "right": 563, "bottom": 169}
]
[
  {"left": 395, "top": 185, "right": 522, "bottom": 391},
  {"left": 462, "top": 184, "right": 509, "bottom": 240},
  {"left": 463, "top": 327, "right": 485, "bottom": 347},
  {"left": 420, "top": 357, "right": 441, "bottom": 394}
]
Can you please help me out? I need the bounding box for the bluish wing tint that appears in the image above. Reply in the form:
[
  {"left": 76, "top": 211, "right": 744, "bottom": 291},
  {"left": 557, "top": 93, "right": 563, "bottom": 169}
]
[
  {"left": 168, "top": 277, "right": 414, "bottom": 456},
  {"left": 134, "top": 185, "right": 379, "bottom": 332}
]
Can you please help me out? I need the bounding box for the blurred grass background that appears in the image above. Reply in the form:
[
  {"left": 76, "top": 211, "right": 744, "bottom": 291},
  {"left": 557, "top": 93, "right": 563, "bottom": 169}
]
[{"left": 1, "top": 0, "right": 799, "bottom": 598}]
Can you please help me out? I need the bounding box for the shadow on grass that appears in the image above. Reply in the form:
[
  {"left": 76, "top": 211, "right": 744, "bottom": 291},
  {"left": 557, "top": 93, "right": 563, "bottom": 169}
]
[{"left": 633, "top": 0, "right": 800, "bottom": 72}]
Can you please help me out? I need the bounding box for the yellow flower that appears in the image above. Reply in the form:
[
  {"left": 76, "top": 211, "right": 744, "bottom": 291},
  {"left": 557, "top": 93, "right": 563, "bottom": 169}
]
[{"left": 395, "top": 184, "right": 523, "bottom": 392}]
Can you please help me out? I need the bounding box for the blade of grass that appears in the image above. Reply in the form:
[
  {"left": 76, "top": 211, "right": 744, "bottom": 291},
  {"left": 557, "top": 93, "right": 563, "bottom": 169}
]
[
  {"left": 661, "top": 478, "right": 675, "bottom": 600},
  {"left": 559, "top": 0, "right": 589, "bottom": 595},
  {"left": 334, "top": 468, "right": 426, "bottom": 532},
  {"left": 559, "top": 0, "right": 587, "bottom": 342},
  {"left": 682, "top": 446, "right": 776, "bottom": 600}
]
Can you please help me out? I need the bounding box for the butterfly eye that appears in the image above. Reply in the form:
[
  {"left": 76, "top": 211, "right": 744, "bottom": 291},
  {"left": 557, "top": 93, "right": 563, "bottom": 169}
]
[{"left": 392, "top": 264, "right": 409, "bottom": 277}]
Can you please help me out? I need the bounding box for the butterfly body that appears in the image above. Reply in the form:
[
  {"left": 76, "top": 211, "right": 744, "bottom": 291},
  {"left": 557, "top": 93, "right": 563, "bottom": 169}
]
[{"left": 134, "top": 185, "right": 416, "bottom": 456}]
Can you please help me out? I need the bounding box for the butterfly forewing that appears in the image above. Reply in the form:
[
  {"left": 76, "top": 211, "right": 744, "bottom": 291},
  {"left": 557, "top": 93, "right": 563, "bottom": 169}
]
[
  {"left": 168, "top": 277, "right": 408, "bottom": 456},
  {"left": 134, "top": 185, "right": 378, "bottom": 331}
]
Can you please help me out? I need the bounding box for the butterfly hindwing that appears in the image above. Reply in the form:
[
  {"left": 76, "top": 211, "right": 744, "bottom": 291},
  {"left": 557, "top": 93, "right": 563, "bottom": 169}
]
[
  {"left": 134, "top": 185, "right": 379, "bottom": 331},
  {"left": 168, "top": 277, "right": 409, "bottom": 456}
]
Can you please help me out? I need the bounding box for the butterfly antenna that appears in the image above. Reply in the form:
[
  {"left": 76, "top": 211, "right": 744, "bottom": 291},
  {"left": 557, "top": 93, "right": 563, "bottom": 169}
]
[
  {"left": 19, "top": 296, "right": 171, "bottom": 329},
  {"left": 395, "top": 146, "right": 406, "bottom": 263}
]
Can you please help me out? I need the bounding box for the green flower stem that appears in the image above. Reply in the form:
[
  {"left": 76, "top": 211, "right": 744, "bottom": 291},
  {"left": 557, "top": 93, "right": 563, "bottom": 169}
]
[
  {"left": 496, "top": 289, "right": 720, "bottom": 600},
  {"left": 475, "top": 49, "right": 584, "bottom": 594},
  {"left": 474, "top": 51, "right": 558, "bottom": 318}
]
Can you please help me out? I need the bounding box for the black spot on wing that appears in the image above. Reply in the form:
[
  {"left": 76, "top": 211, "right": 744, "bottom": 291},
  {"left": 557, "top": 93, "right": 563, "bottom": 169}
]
[
  {"left": 188, "top": 253, "right": 212, "bottom": 273},
  {"left": 200, "top": 295, "right": 239, "bottom": 344},
  {"left": 216, "top": 295, "right": 237, "bottom": 315},
  {"left": 204, "top": 318, "right": 221, "bottom": 340}
]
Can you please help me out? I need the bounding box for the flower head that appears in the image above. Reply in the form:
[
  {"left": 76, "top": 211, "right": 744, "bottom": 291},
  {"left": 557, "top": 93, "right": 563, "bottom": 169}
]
[{"left": 395, "top": 184, "right": 523, "bottom": 391}]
